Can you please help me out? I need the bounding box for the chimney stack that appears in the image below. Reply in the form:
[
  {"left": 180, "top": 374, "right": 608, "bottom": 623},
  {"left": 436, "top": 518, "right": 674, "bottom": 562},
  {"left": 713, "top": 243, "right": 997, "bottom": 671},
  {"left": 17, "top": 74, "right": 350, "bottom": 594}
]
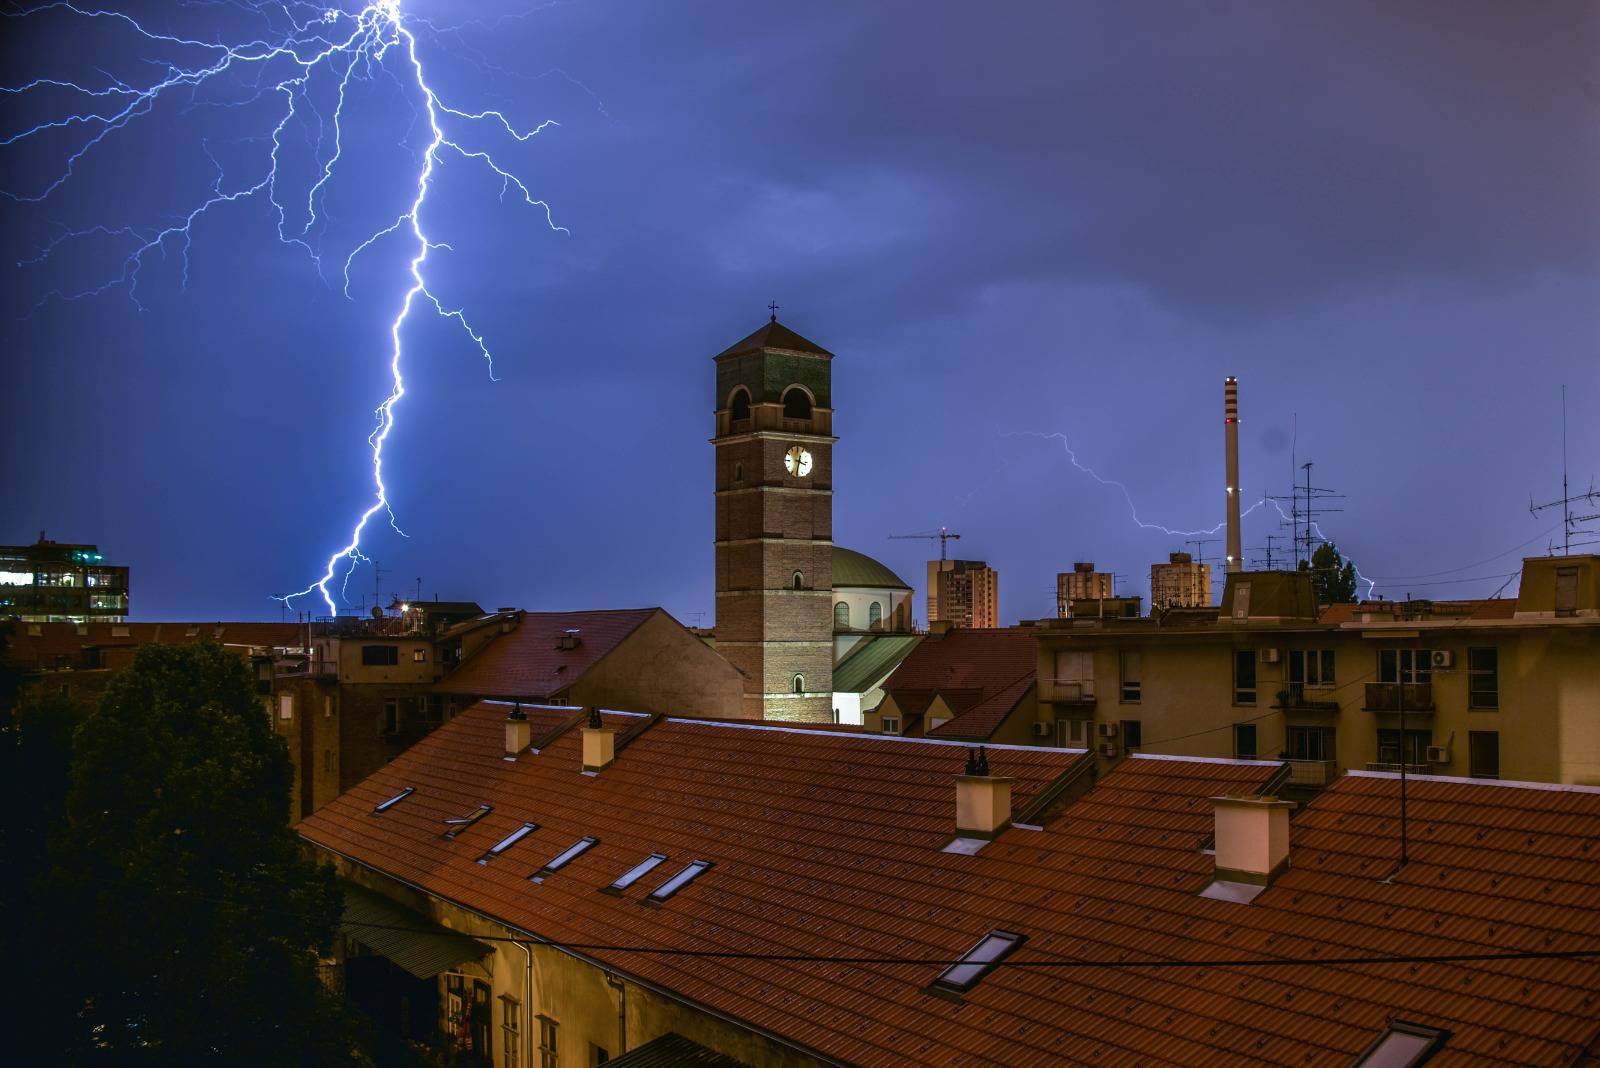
[
  {"left": 1224, "top": 377, "right": 1242, "bottom": 575},
  {"left": 581, "top": 707, "right": 615, "bottom": 773},
  {"left": 955, "top": 747, "right": 1014, "bottom": 838},
  {"left": 505, "top": 704, "right": 530, "bottom": 759},
  {"left": 1209, "top": 795, "right": 1294, "bottom": 886}
]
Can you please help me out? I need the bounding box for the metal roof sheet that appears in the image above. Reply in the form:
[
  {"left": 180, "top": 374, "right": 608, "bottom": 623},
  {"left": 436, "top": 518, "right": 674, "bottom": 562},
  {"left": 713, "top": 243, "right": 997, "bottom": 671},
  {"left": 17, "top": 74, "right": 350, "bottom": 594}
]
[{"left": 339, "top": 883, "right": 489, "bottom": 979}]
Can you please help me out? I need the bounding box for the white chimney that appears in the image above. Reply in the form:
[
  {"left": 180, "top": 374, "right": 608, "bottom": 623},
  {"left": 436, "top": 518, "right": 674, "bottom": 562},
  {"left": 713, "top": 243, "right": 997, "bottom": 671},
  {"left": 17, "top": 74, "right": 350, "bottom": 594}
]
[
  {"left": 505, "top": 706, "right": 530, "bottom": 759},
  {"left": 955, "top": 747, "right": 1013, "bottom": 838},
  {"left": 1209, "top": 795, "right": 1294, "bottom": 885},
  {"left": 581, "top": 708, "right": 614, "bottom": 772}
]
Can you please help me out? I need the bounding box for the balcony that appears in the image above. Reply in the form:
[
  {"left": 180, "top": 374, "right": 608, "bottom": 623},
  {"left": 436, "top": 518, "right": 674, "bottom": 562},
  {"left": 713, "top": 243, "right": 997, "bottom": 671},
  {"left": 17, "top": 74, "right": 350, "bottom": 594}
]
[
  {"left": 1039, "top": 678, "right": 1096, "bottom": 708},
  {"left": 1274, "top": 686, "right": 1340, "bottom": 713},
  {"left": 1363, "top": 683, "right": 1434, "bottom": 713},
  {"left": 1285, "top": 759, "right": 1337, "bottom": 787}
]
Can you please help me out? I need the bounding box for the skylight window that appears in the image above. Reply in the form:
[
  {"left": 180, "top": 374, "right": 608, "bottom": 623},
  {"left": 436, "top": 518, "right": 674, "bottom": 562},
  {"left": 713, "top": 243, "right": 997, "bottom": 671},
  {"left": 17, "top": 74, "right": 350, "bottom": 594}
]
[
  {"left": 373, "top": 786, "right": 415, "bottom": 814},
  {"left": 1352, "top": 1021, "right": 1450, "bottom": 1068},
  {"left": 644, "top": 860, "right": 713, "bottom": 905},
  {"left": 931, "top": 929, "right": 1027, "bottom": 994},
  {"left": 602, "top": 853, "right": 666, "bottom": 895},
  {"left": 478, "top": 822, "right": 539, "bottom": 864},
  {"left": 530, "top": 836, "right": 598, "bottom": 884},
  {"left": 442, "top": 803, "right": 492, "bottom": 838}
]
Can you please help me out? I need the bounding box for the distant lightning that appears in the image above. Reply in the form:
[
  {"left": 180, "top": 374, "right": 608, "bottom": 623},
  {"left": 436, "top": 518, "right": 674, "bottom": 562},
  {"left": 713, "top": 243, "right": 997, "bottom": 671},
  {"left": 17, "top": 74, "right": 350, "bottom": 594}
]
[{"left": 2, "top": 0, "right": 565, "bottom": 617}]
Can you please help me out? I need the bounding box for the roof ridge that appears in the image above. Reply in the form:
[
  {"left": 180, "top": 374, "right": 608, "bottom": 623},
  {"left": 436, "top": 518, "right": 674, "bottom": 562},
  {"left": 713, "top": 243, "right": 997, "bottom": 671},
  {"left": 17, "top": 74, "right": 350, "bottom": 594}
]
[{"left": 1345, "top": 769, "right": 1600, "bottom": 794}]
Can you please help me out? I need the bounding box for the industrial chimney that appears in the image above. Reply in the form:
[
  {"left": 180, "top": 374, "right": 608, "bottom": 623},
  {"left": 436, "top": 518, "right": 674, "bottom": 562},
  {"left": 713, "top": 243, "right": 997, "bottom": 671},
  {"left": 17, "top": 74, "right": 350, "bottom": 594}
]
[{"left": 1224, "top": 377, "right": 1242, "bottom": 574}]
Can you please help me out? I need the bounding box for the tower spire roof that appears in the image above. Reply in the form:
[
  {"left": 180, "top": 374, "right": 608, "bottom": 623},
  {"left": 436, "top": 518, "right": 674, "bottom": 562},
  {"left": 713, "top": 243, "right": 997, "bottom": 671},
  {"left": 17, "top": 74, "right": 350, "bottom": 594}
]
[{"left": 715, "top": 320, "right": 833, "bottom": 359}]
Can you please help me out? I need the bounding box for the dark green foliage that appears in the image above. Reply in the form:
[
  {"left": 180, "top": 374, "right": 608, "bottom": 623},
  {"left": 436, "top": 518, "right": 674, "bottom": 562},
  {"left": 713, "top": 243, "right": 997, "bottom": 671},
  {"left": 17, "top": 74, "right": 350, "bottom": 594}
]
[
  {"left": 35, "top": 642, "right": 365, "bottom": 1065},
  {"left": 1300, "top": 542, "right": 1359, "bottom": 604}
]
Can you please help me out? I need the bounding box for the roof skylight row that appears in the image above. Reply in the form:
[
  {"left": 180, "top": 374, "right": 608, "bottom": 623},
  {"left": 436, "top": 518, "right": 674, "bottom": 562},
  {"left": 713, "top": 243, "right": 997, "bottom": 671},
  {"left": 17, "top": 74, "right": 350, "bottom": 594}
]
[
  {"left": 930, "top": 929, "right": 1027, "bottom": 995},
  {"left": 373, "top": 786, "right": 415, "bottom": 814},
  {"left": 530, "top": 836, "right": 598, "bottom": 884},
  {"left": 478, "top": 822, "right": 539, "bottom": 864}
]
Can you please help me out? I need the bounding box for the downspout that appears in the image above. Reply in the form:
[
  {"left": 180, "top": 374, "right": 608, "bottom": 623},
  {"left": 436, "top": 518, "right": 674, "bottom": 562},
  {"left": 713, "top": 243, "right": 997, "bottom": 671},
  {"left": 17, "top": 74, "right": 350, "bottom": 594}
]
[
  {"left": 514, "top": 939, "right": 533, "bottom": 1068},
  {"left": 607, "top": 973, "right": 627, "bottom": 1055}
]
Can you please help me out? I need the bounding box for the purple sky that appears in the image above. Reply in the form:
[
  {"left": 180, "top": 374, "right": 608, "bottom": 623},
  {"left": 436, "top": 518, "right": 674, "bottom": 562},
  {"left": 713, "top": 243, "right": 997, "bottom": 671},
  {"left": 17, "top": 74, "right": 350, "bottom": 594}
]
[{"left": 2, "top": 1, "right": 1597, "bottom": 623}]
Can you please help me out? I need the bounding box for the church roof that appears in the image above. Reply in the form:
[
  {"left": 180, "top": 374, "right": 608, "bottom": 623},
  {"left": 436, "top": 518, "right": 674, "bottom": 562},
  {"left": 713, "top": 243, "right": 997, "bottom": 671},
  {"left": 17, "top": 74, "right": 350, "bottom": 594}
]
[
  {"left": 714, "top": 320, "right": 832, "bottom": 359},
  {"left": 832, "top": 546, "right": 910, "bottom": 589}
]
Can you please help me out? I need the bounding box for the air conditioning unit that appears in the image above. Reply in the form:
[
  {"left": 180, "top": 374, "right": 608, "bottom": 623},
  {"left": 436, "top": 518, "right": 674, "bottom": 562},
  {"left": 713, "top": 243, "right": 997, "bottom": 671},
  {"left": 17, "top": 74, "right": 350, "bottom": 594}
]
[
  {"left": 1098, "top": 721, "right": 1118, "bottom": 738},
  {"left": 1033, "top": 721, "right": 1053, "bottom": 738},
  {"left": 1426, "top": 745, "right": 1451, "bottom": 764},
  {"left": 1098, "top": 743, "right": 1120, "bottom": 758},
  {"left": 1261, "top": 648, "right": 1281, "bottom": 664},
  {"left": 1430, "top": 650, "right": 1454, "bottom": 669}
]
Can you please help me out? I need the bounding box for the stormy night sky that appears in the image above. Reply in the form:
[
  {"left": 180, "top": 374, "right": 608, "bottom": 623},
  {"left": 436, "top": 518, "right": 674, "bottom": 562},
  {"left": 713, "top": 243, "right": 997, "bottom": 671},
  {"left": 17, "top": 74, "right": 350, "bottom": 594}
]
[{"left": 2, "top": 1, "right": 1597, "bottom": 623}]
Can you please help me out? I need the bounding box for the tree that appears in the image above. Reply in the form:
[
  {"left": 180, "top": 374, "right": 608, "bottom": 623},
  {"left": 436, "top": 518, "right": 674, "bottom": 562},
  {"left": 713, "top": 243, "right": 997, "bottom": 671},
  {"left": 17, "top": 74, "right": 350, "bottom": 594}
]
[
  {"left": 38, "top": 642, "right": 365, "bottom": 1065},
  {"left": 1301, "top": 542, "right": 1358, "bottom": 604}
]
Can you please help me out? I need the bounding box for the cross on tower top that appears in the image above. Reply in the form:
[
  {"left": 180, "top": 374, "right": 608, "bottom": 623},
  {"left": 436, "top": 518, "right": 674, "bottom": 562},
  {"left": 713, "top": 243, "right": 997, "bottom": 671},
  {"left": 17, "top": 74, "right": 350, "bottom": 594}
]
[{"left": 768, "top": 300, "right": 779, "bottom": 322}]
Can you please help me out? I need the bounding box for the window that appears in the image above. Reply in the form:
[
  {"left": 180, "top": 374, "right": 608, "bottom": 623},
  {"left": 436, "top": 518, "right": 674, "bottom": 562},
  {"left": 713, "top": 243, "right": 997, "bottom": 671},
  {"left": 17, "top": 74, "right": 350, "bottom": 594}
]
[
  {"left": 1467, "top": 648, "right": 1498, "bottom": 709},
  {"left": 538, "top": 1015, "right": 559, "bottom": 1068},
  {"left": 1288, "top": 648, "right": 1336, "bottom": 687},
  {"left": 869, "top": 601, "right": 883, "bottom": 629},
  {"left": 781, "top": 386, "right": 811, "bottom": 420},
  {"left": 882, "top": 716, "right": 901, "bottom": 734},
  {"left": 931, "top": 929, "right": 1026, "bottom": 993},
  {"left": 374, "top": 786, "right": 415, "bottom": 813},
  {"left": 442, "top": 803, "right": 492, "bottom": 838},
  {"left": 1120, "top": 650, "right": 1141, "bottom": 703},
  {"left": 479, "top": 822, "right": 539, "bottom": 863},
  {"left": 412, "top": 648, "right": 426, "bottom": 662},
  {"left": 606, "top": 853, "right": 667, "bottom": 894},
  {"left": 278, "top": 693, "right": 295, "bottom": 721},
  {"left": 1120, "top": 719, "right": 1143, "bottom": 750},
  {"left": 324, "top": 695, "right": 336, "bottom": 718},
  {"left": 1555, "top": 565, "right": 1578, "bottom": 616},
  {"left": 361, "top": 644, "right": 400, "bottom": 666},
  {"left": 1233, "top": 650, "right": 1257, "bottom": 705},
  {"left": 792, "top": 674, "right": 805, "bottom": 693},
  {"left": 1377, "top": 729, "right": 1430, "bottom": 767},
  {"left": 1057, "top": 719, "right": 1089, "bottom": 747},
  {"left": 383, "top": 699, "right": 399, "bottom": 735},
  {"left": 733, "top": 461, "right": 744, "bottom": 482},
  {"left": 1234, "top": 723, "right": 1257, "bottom": 759},
  {"left": 590, "top": 1044, "right": 610, "bottom": 1065},
  {"left": 1287, "top": 726, "right": 1334, "bottom": 762},
  {"left": 500, "top": 997, "right": 521, "bottom": 1067},
  {"left": 1378, "top": 649, "right": 1432, "bottom": 685},
  {"left": 793, "top": 570, "right": 804, "bottom": 590},
  {"left": 646, "top": 860, "right": 713, "bottom": 904},
  {"left": 729, "top": 387, "right": 751, "bottom": 422},
  {"left": 834, "top": 601, "right": 850, "bottom": 628},
  {"left": 1232, "top": 582, "right": 1251, "bottom": 620},
  {"left": 1052, "top": 650, "right": 1094, "bottom": 700},
  {"left": 531, "top": 836, "right": 598, "bottom": 883},
  {"left": 1353, "top": 1020, "right": 1450, "bottom": 1067},
  {"left": 1469, "top": 731, "right": 1499, "bottom": 779}
]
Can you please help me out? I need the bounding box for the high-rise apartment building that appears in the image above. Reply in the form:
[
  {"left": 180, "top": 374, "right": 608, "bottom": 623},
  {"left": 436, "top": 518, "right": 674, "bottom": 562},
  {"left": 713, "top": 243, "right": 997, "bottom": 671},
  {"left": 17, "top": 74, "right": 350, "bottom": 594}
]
[
  {"left": 0, "top": 533, "right": 129, "bottom": 621},
  {"left": 1056, "top": 562, "right": 1113, "bottom": 617},
  {"left": 927, "top": 559, "right": 999, "bottom": 628},
  {"left": 1150, "top": 551, "right": 1211, "bottom": 609}
]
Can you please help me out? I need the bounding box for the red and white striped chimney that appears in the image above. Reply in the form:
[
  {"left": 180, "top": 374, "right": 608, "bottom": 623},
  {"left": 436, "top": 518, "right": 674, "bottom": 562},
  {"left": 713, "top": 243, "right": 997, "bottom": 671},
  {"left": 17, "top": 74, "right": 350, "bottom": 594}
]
[{"left": 1224, "top": 377, "right": 1242, "bottom": 574}]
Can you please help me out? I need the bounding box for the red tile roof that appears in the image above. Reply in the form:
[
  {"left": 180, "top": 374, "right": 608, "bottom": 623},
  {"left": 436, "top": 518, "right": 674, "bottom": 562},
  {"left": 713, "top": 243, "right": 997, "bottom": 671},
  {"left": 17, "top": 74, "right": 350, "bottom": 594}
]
[
  {"left": 926, "top": 675, "right": 1034, "bottom": 741},
  {"left": 300, "top": 711, "right": 1600, "bottom": 1067},
  {"left": 882, "top": 628, "right": 1036, "bottom": 736},
  {"left": 431, "top": 608, "right": 660, "bottom": 700}
]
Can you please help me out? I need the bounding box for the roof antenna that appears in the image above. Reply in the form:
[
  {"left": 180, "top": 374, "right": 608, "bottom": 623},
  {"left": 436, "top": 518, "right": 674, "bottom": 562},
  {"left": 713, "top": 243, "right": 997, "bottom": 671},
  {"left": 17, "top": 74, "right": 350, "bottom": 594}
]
[
  {"left": 768, "top": 300, "right": 779, "bottom": 323},
  {"left": 965, "top": 746, "right": 990, "bottom": 776}
]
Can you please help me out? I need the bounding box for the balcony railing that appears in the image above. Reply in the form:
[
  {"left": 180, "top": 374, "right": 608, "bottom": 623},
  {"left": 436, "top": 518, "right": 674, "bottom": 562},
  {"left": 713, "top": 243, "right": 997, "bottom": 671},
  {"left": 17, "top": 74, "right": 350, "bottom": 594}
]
[
  {"left": 1363, "top": 682, "right": 1434, "bottom": 712},
  {"left": 1274, "top": 686, "right": 1340, "bottom": 712},
  {"left": 1364, "top": 761, "right": 1430, "bottom": 775},
  {"left": 1284, "top": 759, "right": 1337, "bottom": 787},
  {"left": 1040, "top": 678, "right": 1096, "bottom": 705}
]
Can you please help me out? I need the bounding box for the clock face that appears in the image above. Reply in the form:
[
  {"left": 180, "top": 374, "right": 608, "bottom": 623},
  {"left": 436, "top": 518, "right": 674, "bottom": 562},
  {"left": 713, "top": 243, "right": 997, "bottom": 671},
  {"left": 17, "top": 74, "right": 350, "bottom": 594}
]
[{"left": 784, "top": 445, "right": 814, "bottom": 477}]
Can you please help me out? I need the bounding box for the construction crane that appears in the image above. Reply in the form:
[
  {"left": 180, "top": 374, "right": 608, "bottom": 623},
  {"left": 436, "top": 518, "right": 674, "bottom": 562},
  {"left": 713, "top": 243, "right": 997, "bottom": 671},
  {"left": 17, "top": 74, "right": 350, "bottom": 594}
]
[{"left": 890, "top": 527, "right": 962, "bottom": 561}]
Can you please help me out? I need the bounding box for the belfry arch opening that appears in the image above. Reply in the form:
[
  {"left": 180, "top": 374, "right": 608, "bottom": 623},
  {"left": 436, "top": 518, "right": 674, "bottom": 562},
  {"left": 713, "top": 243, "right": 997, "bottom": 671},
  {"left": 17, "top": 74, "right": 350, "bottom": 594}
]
[
  {"left": 782, "top": 387, "right": 812, "bottom": 420},
  {"left": 729, "top": 387, "right": 751, "bottom": 422}
]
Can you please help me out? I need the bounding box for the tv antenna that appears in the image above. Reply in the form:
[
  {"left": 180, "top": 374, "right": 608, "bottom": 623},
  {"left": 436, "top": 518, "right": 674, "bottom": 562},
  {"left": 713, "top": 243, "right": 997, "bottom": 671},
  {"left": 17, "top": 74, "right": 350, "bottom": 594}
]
[
  {"left": 1269, "top": 461, "right": 1344, "bottom": 567},
  {"left": 1184, "top": 537, "right": 1217, "bottom": 565},
  {"left": 1249, "top": 533, "right": 1287, "bottom": 570},
  {"left": 1530, "top": 386, "right": 1599, "bottom": 555}
]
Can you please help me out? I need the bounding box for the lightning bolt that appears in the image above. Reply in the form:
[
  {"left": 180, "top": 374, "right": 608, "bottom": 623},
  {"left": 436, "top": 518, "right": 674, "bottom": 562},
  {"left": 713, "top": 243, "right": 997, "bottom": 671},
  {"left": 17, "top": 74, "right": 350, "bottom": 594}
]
[
  {"left": 1009, "top": 429, "right": 1377, "bottom": 599},
  {"left": 3, "top": 0, "right": 565, "bottom": 617}
]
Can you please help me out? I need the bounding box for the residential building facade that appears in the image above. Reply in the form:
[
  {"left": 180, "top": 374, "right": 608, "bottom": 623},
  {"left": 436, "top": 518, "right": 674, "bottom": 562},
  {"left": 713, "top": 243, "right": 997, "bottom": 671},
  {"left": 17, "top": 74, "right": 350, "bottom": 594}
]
[
  {"left": 927, "top": 558, "right": 999, "bottom": 628},
  {"left": 1055, "top": 561, "right": 1112, "bottom": 617},
  {"left": 1, "top": 533, "right": 129, "bottom": 621},
  {"left": 1150, "top": 550, "right": 1211, "bottom": 608}
]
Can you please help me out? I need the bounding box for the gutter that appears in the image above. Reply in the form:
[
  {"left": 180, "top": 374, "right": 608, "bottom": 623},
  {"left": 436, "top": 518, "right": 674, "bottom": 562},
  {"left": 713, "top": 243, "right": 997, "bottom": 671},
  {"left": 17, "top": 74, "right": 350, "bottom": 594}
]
[{"left": 308, "top": 839, "right": 851, "bottom": 1068}]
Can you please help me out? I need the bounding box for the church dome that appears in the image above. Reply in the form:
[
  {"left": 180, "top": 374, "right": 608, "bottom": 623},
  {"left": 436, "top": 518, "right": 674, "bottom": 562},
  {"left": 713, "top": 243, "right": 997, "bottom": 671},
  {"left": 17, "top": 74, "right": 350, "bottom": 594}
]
[{"left": 832, "top": 547, "right": 911, "bottom": 590}]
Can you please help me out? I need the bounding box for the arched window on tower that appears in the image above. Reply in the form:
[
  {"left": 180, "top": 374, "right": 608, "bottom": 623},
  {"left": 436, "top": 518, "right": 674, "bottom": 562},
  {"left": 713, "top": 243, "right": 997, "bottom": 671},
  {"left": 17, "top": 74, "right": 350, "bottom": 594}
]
[
  {"left": 793, "top": 571, "right": 804, "bottom": 590},
  {"left": 834, "top": 601, "right": 850, "bottom": 629},
  {"left": 869, "top": 601, "right": 883, "bottom": 630},
  {"left": 782, "top": 386, "right": 812, "bottom": 420},
  {"left": 792, "top": 674, "right": 805, "bottom": 694},
  {"left": 729, "top": 387, "right": 751, "bottom": 423},
  {"left": 734, "top": 462, "right": 744, "bottom": 482}
]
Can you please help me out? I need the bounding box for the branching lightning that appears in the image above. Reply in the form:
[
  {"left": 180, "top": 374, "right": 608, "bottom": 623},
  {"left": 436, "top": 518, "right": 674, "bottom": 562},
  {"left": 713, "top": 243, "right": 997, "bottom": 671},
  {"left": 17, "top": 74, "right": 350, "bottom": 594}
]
[{"left": 2, "top": 0, "right": 565, "bottom": 616}]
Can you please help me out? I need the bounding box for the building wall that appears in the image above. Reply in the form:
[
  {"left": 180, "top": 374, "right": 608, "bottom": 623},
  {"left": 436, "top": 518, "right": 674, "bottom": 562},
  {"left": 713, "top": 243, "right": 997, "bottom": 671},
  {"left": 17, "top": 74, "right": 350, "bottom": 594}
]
[
  {"left": 1150, "top": 559, "right": 1212, "bottom": 609},
  {"left": 1056, "top": 566, "right": 1113, "bottom": 617},
  {"left": 830, "top": 585, "right": 912, "bottom": 634},
  {"left": 928, "top": 560, "right": 1000, "bottom": 628},
  {"left": 330, "top": 859, "right": 831, "bottom": 1068}
]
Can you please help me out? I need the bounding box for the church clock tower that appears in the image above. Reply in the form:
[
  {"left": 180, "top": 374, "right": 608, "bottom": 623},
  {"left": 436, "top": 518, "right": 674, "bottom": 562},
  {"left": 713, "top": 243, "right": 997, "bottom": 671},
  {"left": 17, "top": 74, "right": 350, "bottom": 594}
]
[{"left": 711, "top": 313, "right": 835, "bottom": 722}]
